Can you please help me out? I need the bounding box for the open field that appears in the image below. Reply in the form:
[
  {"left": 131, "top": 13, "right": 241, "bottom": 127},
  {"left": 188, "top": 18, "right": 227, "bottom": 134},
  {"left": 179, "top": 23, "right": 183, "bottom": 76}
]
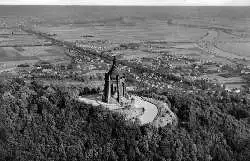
[
  {"left": 37, "top": 21, "right": 207, "bottom": 43},
  {"left": 0, "top": 34, "right": 50, "bottom": 47},
  {"left": 0, "top": 46, "right": 38, "bottom": 62},
  {"left": 20, "top": 46, "right": 66, "bottom": 57},
  {"left": 199, "top": 73, "right": 247, "bottom": 89},
  {"left": 0, "top": 59, "right": 38, "bottom": 70},
  {"left": 37, "top": 19, "right": 250, "bottom": 66},
  {"left": 1, "top": 6, "right": 250, "bottom": 89},
  {"left": 0, "top": 47, "right": 19, "bottom": 57},
  {"left": 217, "top": 31, "right": 243, "bottom": 41},
  {"left": 113, "top": 49, "right": 161, "bottom": 60},
  {"left": 0, "top": 28, "right": 52, "bottom": 47},
  {"left": 197, "top": 30, "right": 250, "bottom": 62},
  {"left": 0, "top": 45, "right": 67, "bottom": 60},
  {"left": 217, "top": 42, "right": 250, "bottom": 58},
  {"left": 0, "top": 28, "right": 68, "bottom": 64},
  {"left": 0, "top": 7, "right": 250, "bottom": 161}
]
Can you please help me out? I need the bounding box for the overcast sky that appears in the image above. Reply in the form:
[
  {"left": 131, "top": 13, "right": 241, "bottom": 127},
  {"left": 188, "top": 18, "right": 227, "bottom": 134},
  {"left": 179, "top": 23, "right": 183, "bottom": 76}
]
[{"left": 0, "top": 0, "right": 249, "bottom": 6}]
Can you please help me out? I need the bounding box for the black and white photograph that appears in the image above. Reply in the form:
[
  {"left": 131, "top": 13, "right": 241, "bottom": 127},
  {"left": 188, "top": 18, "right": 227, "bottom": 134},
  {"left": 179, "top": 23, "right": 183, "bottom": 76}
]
[{"left": 0, "top": 0, "right": 249, "bottom": 161}]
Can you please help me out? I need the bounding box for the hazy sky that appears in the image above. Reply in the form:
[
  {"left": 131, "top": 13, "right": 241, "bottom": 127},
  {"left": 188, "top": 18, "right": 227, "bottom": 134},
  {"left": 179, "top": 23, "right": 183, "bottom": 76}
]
[{"left": 0, "top": 0, "right": 249, "bottom": 6}]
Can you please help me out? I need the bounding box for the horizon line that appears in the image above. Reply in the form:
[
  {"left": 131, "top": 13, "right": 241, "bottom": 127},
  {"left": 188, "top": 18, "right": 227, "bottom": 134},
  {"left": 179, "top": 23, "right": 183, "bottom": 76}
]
[{"left": 0, "top": 4, "right": 249, "bottom": 6}]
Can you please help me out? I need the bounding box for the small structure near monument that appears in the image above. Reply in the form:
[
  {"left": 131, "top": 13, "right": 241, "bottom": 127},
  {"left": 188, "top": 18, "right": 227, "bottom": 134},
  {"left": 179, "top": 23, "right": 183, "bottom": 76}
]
[{"left": 103, "top": 57, "right": 127, "bottom": 104}]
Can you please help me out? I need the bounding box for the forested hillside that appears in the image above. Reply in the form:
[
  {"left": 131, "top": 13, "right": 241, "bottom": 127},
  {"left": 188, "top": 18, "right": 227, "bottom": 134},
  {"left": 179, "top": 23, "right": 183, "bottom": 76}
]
[{"left": 0, "top": 78, "right": 249, "bottom": 161}]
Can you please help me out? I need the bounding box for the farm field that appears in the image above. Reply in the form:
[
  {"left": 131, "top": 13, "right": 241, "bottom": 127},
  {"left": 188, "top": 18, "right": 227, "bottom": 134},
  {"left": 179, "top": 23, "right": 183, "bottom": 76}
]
[
  {"left": 0, "top": 27, "right": 68, "bottom": 65},
  {"left": 36, "top": 18, "right": 250, "bottom": 67},
  {"left": 0, "top": 46, "right": 67, "bottom": 60},
  {"left": 0, "top": 47, "right": 20, "bottom": 57},
  {"left": 0, "top": 28, "right": 51, "bottom": 47},
  {"left": 1, "top": 6, "right": 250, "bottom": 89},
  {"left": 0, "top": 47, "right": 37, "bottom": 62},
  {"left": 37, "top": 21, "right": 207, "bottom": 43},
  {"left": 217, "top": 42, "right": 250, "bottom": 58},
  {"left": 217, "top": 31, "right": 246, "bottom": 42},
  {"left": 113, "top": 49, "right": 161, "bottom": 60},
  {"left": 20, "top": 46, "right": 67, "bottom": 59},
  {"left": 0, "top": 60, "right": 37, "bottom": 70},
  {"left": 0, "top": 45, "right": 69, "bottom": 74},
  {"left": 199, "top": 73, "right": 246, "bottom": 89}
]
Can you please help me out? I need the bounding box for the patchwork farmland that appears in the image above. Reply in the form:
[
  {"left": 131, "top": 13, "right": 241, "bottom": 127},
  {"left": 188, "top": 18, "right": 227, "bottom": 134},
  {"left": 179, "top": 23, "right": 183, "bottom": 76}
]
[{"left": 0, "top": 28, "right": 69, "bottom": 72}]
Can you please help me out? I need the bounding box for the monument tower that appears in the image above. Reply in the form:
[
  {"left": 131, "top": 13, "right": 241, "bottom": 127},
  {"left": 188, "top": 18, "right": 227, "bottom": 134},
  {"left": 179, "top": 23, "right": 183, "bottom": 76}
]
[{"left": 103, "top": 57, "right": 126, "bottom": 103}]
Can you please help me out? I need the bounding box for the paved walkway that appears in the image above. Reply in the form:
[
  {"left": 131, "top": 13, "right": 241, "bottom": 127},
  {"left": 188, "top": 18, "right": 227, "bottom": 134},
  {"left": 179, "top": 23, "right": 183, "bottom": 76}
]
[
  {"left": 78, "top": 95, "right": 158, "bottom": 125},
  {"left": 132, "top": 96, "right": 158, "bottom": 124},
  {"left": 78, "top": 97, "right": 121, "bottom": 110}
]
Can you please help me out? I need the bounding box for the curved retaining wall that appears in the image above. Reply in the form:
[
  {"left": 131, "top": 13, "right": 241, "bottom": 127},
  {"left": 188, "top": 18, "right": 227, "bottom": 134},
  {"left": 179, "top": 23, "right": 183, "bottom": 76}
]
[{"left": 141, "top": 97, "right": 178, "bottom": 128}]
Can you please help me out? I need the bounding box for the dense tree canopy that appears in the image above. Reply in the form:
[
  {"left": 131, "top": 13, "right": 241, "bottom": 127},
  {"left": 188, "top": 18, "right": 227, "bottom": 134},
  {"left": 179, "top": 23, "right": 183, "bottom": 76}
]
[{"left": 0, "top": 78, "right": 249, "bottom": 161}]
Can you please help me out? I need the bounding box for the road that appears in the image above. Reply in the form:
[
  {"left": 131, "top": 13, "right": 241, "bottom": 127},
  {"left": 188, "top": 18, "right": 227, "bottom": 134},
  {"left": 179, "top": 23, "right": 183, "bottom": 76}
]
[
  {"left": 197, "top": 30, "right": 249, "bottom": 60},
  {"left": 20, "top": 27, "right": 167, "bottom": 79}
]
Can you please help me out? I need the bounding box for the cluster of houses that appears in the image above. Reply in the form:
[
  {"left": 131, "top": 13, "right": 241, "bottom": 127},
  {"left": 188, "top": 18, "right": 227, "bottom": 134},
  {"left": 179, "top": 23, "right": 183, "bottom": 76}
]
[
  {"left": 74, "top": 39, "right": 115, "bottom": 53},
  {"left": 15, "top": 52, "right": 110, "bottom": 83},
  {"left": 241, "top": 65, "right": 250, "bottom": 74},
  {"left": 123, "top": 53, "right": 250, "bottom": 94}
]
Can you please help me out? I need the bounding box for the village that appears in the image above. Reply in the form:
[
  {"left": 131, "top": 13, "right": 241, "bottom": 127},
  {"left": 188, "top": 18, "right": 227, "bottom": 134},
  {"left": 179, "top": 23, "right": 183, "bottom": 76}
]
[
  {"left": 1, "top": 36, "right": 250, "bottom": 94},
  {"left": 0, "top": 24, "right": 250, "bottom": 107},
  {"left": 0, "top": 5, "right": 250, "bottom": 161}
]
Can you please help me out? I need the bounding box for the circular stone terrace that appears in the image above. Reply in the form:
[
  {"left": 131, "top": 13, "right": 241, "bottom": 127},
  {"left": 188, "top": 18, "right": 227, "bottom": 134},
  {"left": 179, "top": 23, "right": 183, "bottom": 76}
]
[{"left": 78, "top": 95, "right": 158, "bottom": 125}]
